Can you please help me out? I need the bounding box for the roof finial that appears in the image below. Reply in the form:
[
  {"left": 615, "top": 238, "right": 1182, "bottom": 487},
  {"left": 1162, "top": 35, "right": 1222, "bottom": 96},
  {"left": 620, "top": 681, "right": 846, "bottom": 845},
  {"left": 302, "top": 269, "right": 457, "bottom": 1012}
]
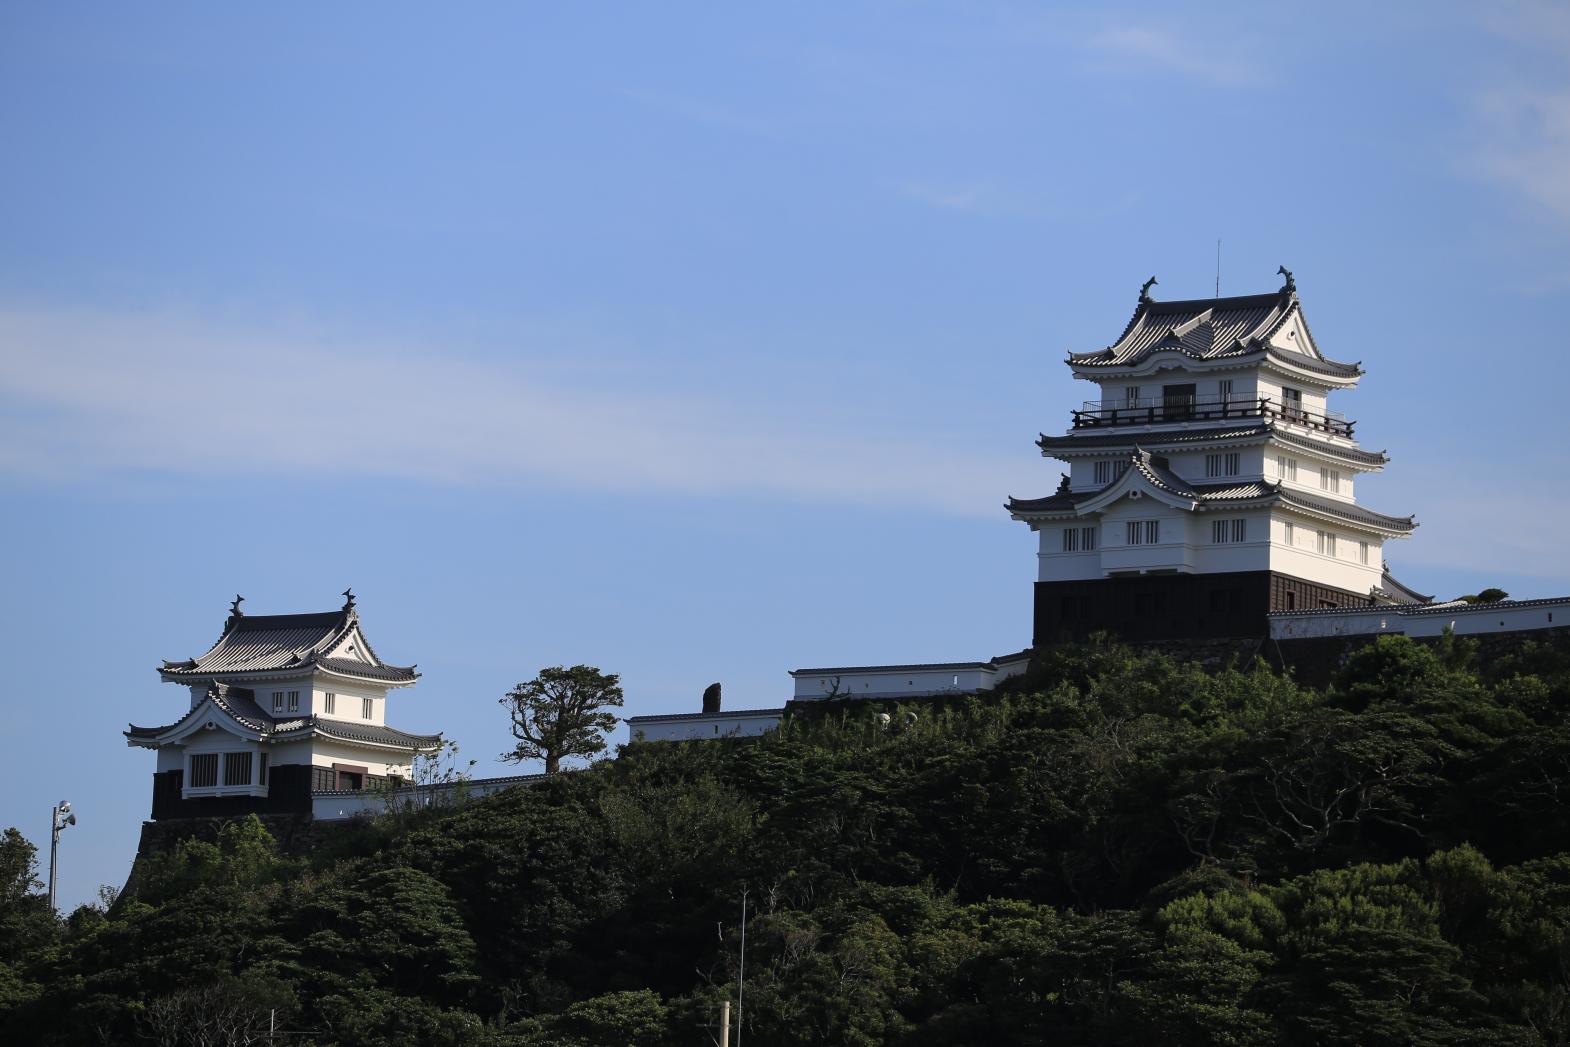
[
  {"left": 1139, "top": 275, "right": 1158, "bottom": 304},
  {"left": 229, "top": 594, "right": 245, "bottom": 618},
  {"left": 342, "top": 588, "right": 356, "bottom": 611},
  {"left": 1277, "top": 265, "right": 1295, "bottom": 294}
]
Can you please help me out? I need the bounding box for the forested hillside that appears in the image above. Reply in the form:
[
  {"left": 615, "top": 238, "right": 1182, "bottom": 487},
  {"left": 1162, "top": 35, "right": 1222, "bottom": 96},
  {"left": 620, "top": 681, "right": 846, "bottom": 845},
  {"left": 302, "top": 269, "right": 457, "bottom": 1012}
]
[{"left": 4, "top": 634, "right": 1570, "bottom": 1045}]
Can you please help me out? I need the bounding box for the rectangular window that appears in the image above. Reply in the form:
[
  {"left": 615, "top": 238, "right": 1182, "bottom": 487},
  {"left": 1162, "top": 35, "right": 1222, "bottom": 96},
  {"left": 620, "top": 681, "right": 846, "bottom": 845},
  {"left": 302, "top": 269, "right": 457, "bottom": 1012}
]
[
  {"left": 324, "top": 692, "right": 336, "bottom": 714},
  {"left": 1162, "top": 383, "right": 1197, "bottom": 420},
  {"left": 1205, "top": 452, "right": 1240, "bottom": 478},
  {"left": 272, "top": 691, "right": 283, "bottom": 713},
  {"left": 1359, "top": 541, "right": 1370, "bottom": 565},
  {"left": 1093, "top": 460, "right": 1129, "bottom": 485},
  {"left": 1284, "top": 521, "right": 1296, "bottom": 546},
  {"left": 1282, "top": 386, "right": 1303, "bottom": 420},
  {"left": 189, "top": 753, "right": 219, "bottom": 788},
  {"left": 259, "top": 752, "right": 269, "bottom": 787},
  {"left": 1126, "top": 520, "right": 1160, "bottom": 545},
  {"left": 1211, "top": 519, "right": 1248, "bottom": 543},
  {"left": 1124, "top": 386, "right": 1140, "bottom": 405},
  {"left": 1320, "top": 467, "right": 1341, "bottom": 493},
  {"left": 362, "top": 697, "right": 373, "bottom": 720},
  {"left": 1218, "top": 378, "right": 1234, "bottom": 405},
  {"left": 223, "top": 751, "right": 252, "bottom": 787},
  {"left": 1275, "top": 456, "right": 1297, "bottom": 482},
  {"left": 287, "top": 690, "right": 300, "bottom": 712},
  {"left": 1317, "top": 530, "right": 1337, "bottom": 556},
  {"left": 1062, "top": 527, "right": 1079, "bottom": 552},
  {"left": 1081, "top": 526, "right": 1097, "bottom": 551}
]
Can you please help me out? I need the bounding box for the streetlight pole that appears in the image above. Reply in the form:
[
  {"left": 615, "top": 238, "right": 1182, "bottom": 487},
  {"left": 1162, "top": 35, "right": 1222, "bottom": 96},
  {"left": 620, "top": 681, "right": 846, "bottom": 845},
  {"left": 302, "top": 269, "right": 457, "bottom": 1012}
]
[{"left": 48, "top": 800, "right": 75, "bottom": 913}]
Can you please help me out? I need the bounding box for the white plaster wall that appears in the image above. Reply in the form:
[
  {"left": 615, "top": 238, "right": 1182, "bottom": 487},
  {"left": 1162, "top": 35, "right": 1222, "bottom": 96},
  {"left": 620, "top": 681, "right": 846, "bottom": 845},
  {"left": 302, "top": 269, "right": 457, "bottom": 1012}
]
[
  {"left": 791, "top": 666, "right": 995, "bottom": 700},
  {"left": 1189, "top": 511, "right": 1273, "bottom": 573},
  {"left": 156, "top": 747, "right": 185, "bottom": 773},
  {"left": 1270, "top": 515, "right": 1384, "bottom": 594},
  {"left": 627, "top": 713, "right": 782, "bottom": 742},
  {"left": 1255, "top": 375, "right": 1330, "bottom": 419},
  {"left": 1037, "top": 523, "right": 1104, "bottom": 582},
  {"left": 1098, "top": 499, "right": 1192, "bottom": 574},
  {"left": 1271, "top": 602, "right": 1569, "bottom": 640},
  {"left": 254, "top": 676, "right": 315, "bottom": 717},
  {"left": 1095, "top": 373, "right": 1257, "bottom": 407},
  {"left": 311, "top": 677, "right": 390, "bottom": 724},
  {"left": 307, "top": 739, "right": 415, "bottom": 778},
  {"left": 264, "top": 740, "right": 313, "bottom": 767}
]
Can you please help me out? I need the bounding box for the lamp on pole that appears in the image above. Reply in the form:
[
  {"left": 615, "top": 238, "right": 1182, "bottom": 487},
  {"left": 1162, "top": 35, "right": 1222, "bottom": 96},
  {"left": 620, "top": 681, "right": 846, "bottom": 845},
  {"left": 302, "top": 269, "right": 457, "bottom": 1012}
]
[{"left": 48, "top": 800, "right": 75, "bottom": 913}]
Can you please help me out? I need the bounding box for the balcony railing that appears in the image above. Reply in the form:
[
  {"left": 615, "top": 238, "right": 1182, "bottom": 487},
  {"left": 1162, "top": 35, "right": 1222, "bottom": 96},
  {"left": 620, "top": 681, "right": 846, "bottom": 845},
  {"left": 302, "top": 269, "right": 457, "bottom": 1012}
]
[{"left": 1071, "top": 394, "right": 1353, "bottom": 438}]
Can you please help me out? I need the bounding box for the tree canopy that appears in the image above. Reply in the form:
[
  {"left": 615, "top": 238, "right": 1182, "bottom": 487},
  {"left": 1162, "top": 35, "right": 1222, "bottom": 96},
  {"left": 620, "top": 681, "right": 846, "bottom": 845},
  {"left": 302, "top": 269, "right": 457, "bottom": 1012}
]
[
  {"left": 500, "top": 664, "right": 624, "bottom": 774},
  {"left": 6, "top": 634, "right": 1570, "bottom": 1045}
]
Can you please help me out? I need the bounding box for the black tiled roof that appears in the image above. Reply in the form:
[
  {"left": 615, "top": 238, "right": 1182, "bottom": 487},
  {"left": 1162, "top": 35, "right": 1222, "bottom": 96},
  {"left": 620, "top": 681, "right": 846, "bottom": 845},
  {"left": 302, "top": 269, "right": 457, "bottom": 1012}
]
[
  {"left": 316, "top": 657, "right": 419, "bottom": 682},
  {"left": 1008, "top": 446, "right": 1415, "bottom": 534},
  {"left": 1040, "top": 425, "right": 1271, "bottom": 452},
  {"left": 159, "top": 603, "right": 417, "bottom": 684},
  {"left": 1038, "top": 425, "right": 1388, "bottom": 467},
  {"left": 127, "top": 681, "right": 438, "bottom": 748},
  {"left": 309, "top": 720, "right": 441, "bottom": 748},
  {"left": 1376, "top": 564, "right": 1434, "bottom": 604},
  {"left": 1276, "top": 488, "right": 1417, "bottom": 532},
  {"left": 1067, "top": 287, "right": 1360, "bottom": 378}
]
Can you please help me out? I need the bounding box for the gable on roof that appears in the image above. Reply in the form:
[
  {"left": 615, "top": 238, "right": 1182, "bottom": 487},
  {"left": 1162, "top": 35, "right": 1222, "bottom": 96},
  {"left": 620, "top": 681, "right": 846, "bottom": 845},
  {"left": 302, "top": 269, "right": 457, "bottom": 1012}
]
[
  {"left": 158, "top": 600, "right": 418, "bottom": 685},
  {"left": 1067, "top": 282, "right": 1360, "bottom": 381},
  {"left": 1074, "top": 449, "right": 1202, "bottom": 514}
]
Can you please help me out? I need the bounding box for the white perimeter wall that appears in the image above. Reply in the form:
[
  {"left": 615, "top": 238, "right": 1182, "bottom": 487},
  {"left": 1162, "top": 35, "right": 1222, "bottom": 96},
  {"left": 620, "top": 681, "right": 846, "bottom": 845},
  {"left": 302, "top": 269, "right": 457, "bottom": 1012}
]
[
  {"left": 1271, "top": 601, "right": 1569, "bottom": 639},
  {"left": 627, "top": 713, "right": 782, "bottom": 742}
]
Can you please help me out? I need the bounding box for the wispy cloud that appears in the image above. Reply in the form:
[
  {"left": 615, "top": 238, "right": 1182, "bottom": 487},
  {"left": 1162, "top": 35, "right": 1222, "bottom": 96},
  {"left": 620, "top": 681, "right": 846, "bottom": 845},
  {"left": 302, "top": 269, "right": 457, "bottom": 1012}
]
[
  {"left": 1086, "top": 25, "right": 1263, "bottom": 88},
  {"left": 0, "top": 305, "right": 1033, "bottom": 516},
  {"left": 1465, "top": 1, "right": 1570, "bottom": 224},
  {"left": 899, "top": 179, "right": 1138, "bottom": 222}
]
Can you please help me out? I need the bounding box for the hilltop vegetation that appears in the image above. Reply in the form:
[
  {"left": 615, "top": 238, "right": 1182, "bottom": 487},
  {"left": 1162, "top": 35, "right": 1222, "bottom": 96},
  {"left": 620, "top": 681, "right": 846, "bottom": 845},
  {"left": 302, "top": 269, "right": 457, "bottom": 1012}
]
[{"left": 4, "top": 634, "right": 1570, "bottom": 1045}]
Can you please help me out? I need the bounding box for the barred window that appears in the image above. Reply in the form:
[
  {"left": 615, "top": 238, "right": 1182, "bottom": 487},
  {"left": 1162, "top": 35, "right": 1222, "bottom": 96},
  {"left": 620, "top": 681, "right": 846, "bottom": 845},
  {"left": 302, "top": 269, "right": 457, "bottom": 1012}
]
[
  {"left": 287, "top": 690, "right": 300, "bottom": 712},
  {"left": 1211, "top": 518, "right": 1247, "bottom": 543},
  {"left": 1320, "top": 467, "right": 1341, "bottom": 493},
  {"left": 1093, "top": 460, "right": 1130, "bottom": 485},
  {"left": 1062, "top": 527, "right": 1079, "bottom": 552},
  {"left": 325, "top": 692, "right": 336, "bottom": 714},
  {"left": 189, "top": 753, "right": 219, "bottom": 788},
  {"left": 1317, "top": 530, "right": 1337, "bottom": 556},
  {"left": 1081, "top": 526, "right": 1097, "bottom": 551},
  {"left": 223, "top": 751, "right": 252, "bottom": 787},
  {"left": 1284, "top": 521, "right": 1296, "bottom": 546},
  {"left": 1359, "top": 541, "right": 1370, "bottom": 565},
  {"left": 1276, "top": 456, "right": 1298, "bottom": 481},
  {"left": 362, "top": 697, "right": 373, "bottom": 720},
  {"left": 272, "top": 691, "right": 283, "bottom": 713},
  {"left": 1205, "top": 453, "right": 1240, "bottom": 478},
  {"left": 1126, "top": 520, "right": 1160, "bottom": 545}
]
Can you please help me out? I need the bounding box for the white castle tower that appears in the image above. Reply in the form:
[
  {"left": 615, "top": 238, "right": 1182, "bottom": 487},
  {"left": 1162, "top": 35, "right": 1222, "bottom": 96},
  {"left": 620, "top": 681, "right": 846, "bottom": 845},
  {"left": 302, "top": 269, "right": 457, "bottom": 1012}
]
[
  {"left": 127, "top": 592, "right": 440, "bottom": 819},
  {"left": 1007, "top": 269, "right": 1424, "bottom": 642}
]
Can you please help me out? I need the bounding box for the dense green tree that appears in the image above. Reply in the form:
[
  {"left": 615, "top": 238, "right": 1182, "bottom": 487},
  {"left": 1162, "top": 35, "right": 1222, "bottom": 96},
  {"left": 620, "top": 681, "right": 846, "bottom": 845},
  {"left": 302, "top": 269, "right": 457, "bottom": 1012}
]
[
  {"left": 6, "top": 636, "right": 1570, "bottom": 1045},
  {"left": 502, "top": 665, "right": 625, "bottom": 773}
]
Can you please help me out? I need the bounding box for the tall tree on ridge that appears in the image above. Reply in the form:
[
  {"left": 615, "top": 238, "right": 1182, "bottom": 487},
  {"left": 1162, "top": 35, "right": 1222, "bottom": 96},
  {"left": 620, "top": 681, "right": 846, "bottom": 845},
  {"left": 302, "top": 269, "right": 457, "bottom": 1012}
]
[{"left": 500, "top": 665, "right": 624, "bottom": 773}]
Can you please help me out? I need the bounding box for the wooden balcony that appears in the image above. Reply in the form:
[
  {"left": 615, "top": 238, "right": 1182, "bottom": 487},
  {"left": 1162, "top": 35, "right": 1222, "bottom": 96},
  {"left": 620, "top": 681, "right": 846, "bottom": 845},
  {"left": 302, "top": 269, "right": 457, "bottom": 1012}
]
[{"left": 1071, "top": 395, "right": 1354, "bottom": 438}]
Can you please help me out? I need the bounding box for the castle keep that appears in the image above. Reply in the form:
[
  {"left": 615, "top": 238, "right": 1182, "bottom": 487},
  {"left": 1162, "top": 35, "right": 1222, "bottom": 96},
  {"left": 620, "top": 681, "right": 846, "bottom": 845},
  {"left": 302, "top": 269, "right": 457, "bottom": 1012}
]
[{"left": 1007, "top": 271, "right": 1423, "bottom": 642}]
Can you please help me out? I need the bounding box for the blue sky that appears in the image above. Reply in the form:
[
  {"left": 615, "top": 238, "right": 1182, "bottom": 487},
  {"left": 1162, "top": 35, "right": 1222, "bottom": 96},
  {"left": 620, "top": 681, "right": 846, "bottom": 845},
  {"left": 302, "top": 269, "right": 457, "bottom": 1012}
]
[{"left": 4, "top": 2, "right": 1570, "bottom": 910}]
